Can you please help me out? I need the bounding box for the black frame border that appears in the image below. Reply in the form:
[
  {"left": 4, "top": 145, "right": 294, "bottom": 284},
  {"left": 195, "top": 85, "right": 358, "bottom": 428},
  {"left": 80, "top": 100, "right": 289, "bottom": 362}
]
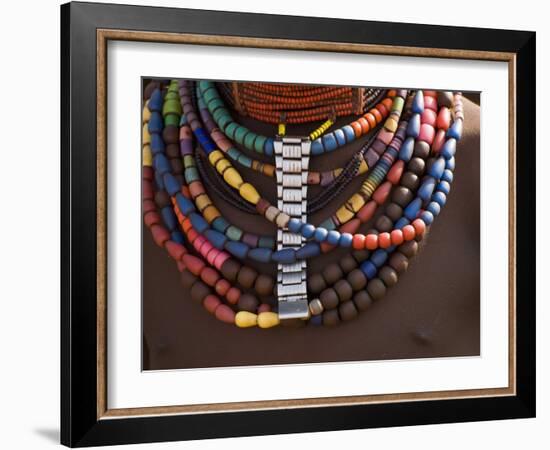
[{"left": 61, "top": 2, "right": 536, "bottom": 447}]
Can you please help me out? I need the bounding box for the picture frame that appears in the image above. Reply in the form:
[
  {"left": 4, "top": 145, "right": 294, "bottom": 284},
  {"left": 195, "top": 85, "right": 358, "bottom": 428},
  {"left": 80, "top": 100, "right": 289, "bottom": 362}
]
[{"left": 61, "top": 1, "right": 536, "bottom": 446}]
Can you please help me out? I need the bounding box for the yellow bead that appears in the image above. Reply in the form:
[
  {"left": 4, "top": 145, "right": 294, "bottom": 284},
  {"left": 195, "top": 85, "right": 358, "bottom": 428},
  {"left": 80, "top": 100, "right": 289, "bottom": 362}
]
[
  {"left": 223, "top": 167, "right": 243, "bottom": 189},
  {"left": 215, "top": 158, "right": 232, "bottom": 175},
  {"left": 258, "top": 312, "right": 279, "bottom": 329},
  {"left": 384, "top": 117, "right": 398, "bottom": 132},
  {"left": 142, "top": 102, "right": 151, "bottom": 123},
  {"left": 239, "top": 183, "right": 260, "bottom": 204},
  {"left": 203, "top": 205, "right": 221, "bottom": 223},
  {"left": 195, "top": 194, "right": 211, "bottom": 211},
  {"left": 278, "top": 123, "right": 286, "bottom": 136},
  {"left": 208, "top": 150, "right": 224, "bottom": 166},
  {"left": 358, "top": 160, "right": 369, "bottom": 174},
  {"left": 335, "top": 205, "right": 354, "bottom": 224},
  {"left": 235, "top": 311, "right": 258, "bottom": 328},
  {"left": 348, "top": 193, "right": 365, "bottom": 212},
  {"left": 333, "top": 168, "right": 343, "bottom": 178},
  {"left": 183, "top": 155, "right": 195, "bottom": 168},
  {"left": 142, "top": 145, "right": 152, "bottom": 166},
  {"left": 142, "top": 124, "right": 150, "bottom": 145}
]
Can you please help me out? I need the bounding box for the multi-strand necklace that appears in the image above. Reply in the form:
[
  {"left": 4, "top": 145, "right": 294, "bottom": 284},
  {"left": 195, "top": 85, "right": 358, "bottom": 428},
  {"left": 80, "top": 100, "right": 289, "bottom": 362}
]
[{"left": 142, "top": 78, "right": 463, "bottom": 328}]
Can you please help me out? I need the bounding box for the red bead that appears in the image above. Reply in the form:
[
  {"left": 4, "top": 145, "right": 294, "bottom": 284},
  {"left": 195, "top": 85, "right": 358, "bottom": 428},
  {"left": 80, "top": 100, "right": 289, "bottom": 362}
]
[
  {"left": 214, "top": 304, "right": 236, "bottom": 324},
  {"left": 418, "top": 124, "right": 435, "bottom": 145},
  {"left": 412, "top": 218, "right": 427, "bottom": 236},
  {"left": 432, "top": 129, "right": 446, "bottom": 153},
  {"left": 142, "top": 180, "right": 154, "bottom": 200},
  {"left": 215, "top": 279, "right": 230, "bottom": 296},
  {"left": 142, "top": 199, "right": 157, "bottom": 214},
  {"left": 402, "top": 225, "right": 416, "bottom": 241},
  {"left": 378, "top": 232, "right": 391, "bottom": 249},
  {"left": 340, "top": 218, "right": 361, "bottom": 233},
  {"left": 365, "top": 234, "right": 379, "bottom": 250},
  {"left": 356, "top": 201, "right": 377, "bottom": 222},
  {"left": 203, "top": 295, "right": 221, "bottom": 314},
  {"left": 372, "top": 181, "right": 392, "bottom": 205},
  {"left": 143, "top": 211, "right": 161, "bottom": 228},
  {"left": 421, "top": 108, "right": 437, "bottom": 127},
  {"left": 352, "top": 234, "right": 365, "bottom": 249},
  {"left": 150, "top": 224, "right": 170, "bottom": 247},
  {"left": 182, "top": 254, "right": 204, "bottom": 276},
  {"left": 387, "top": 161, "right": 405, "bottom": 185},
  {"left": 424, "top": 95, "right": 438, "bottom": 111},
  {"left": 258, "top": 304, "right": 271, "bottom": 313},
  {"left": 390, "top": 229, "right": 404, "bottom": 246},
  {"left": 165, "top": 241, "right": 186, "bottom": 261},
  {"left": 436, "top": 107, "right": 451, "bottom": 130},
  {"left": 200, "top": 267, "right": 220, "bottom": 286},
  {"left": 142, "top": 166, "right": 154, "bottom": 181},
  {"left": 226, "top": 287, "right": 240, "bottom": 305}
]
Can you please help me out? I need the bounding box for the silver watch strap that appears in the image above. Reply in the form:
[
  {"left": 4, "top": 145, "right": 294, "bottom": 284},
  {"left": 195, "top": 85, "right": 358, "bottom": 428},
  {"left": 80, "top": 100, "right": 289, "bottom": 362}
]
[{"left": 274, "top": 136, "right": 311, "bottom": 320}]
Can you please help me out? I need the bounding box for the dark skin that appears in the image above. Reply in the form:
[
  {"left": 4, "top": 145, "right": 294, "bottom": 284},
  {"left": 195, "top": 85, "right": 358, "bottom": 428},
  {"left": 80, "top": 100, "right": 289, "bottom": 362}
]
[{"left": 142, "top": 88, "right": 480, "bottom": 370}]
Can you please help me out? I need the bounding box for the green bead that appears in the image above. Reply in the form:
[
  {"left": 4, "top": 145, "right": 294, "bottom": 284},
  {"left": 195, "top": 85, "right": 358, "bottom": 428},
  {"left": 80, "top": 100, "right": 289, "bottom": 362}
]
[
  {"left": 225, "top": 225, "right": 243, "bottom": 241},
  {"left": 184, "top": 167, "right": 199, "bottom": 183},
  {"left": 164, "top": 114, "right": 180, "bottom": 127},
  {"left": 234, "top": 127, "right": 248, "bottom": 145},
  {"left": 254, "top": 135, "right": 267, "bottom": 153},
  {"left": 164, "top": 91, "right": 179, "bottom": 100},
  {"left": 258, "top": 236, "right": 275, "bottom": 249},
  {"left": 162, "top": 99, "right": 182, "bottom": 116},
  {"left": 225, "top": 122, "right": 238, "bottom": 139},
  {"left": 391, "top": 96, "right": 405, "bottom": 113},
  {"left": 244, "top": 132, "right": 257, "bottom": 150},
  {"left": 227, "top": 147, "right": 240, "bottom": 160},
  {"left": 237, "top": 154, "right": 252, "bottom": 168}
]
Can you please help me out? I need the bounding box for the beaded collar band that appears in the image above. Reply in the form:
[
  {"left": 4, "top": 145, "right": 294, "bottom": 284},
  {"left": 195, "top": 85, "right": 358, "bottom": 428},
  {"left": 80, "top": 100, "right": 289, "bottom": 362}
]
[{"left": 142, "top": 79, "right": 464, "bottom": 329}]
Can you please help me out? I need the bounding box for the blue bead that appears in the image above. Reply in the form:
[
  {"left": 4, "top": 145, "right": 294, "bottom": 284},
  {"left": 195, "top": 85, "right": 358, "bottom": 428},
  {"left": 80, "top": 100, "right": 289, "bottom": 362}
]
[
  {"left": 322, "top": 133, "right": 338, "bottom": 152},
  {"left": 204, "top": 229, "right": 227, "bottom": 249},
  {"left": 441, "top": 138, "right": 457, "bottom": 159},
  {"left": 428, "top": 156, "right": 446, "bottom": 180},
  {"left": 339, "top": 233, "right": 353, "bottom": 247},
  {"left": 441, "top": 169, "right": 454, "bottom": 184},
  {"left": 399, "top": 136, "right": 415, "bottom": 162},
  {"left": 161, "top": 206, "right": 177, "bottom": 231},
  {"left": 394, "top": 217, "right": 410, "bottom": 229},
  {"left": 412, "top": 90, "right": 424, "bottom": 114},
  {"left": 314, "top": 227, "right": 328, "bottom": 242},
  {"left": 148, "top": 89, "right": 163, "bottom": 112},
  {"left": 427, "top": 201, "right": 441, "bottom": 217},
  {"left": 432, "top": 191, "right": 447, "bottom": 207},
  {"left": 342, "top": 125, "right": 356, "bottom": 143},
  {"left": 446, "top": 157, "right": 456, "bottom": 171},
  {"left": 154, "top": 153, "right": 171, "bottom": 175},
  {"left": 360, "top": 260, "right": 377, "bottom": 279},
  {"left": 437, "top": 180, "right": 451, "bottom": 195},
  {"left": 311, "top": 139, "right": 324, "bottom": 155},
  {"left": 404, "top": 197, "right": 422, "bottom": 220},
  {"left": 420, "top": 210, "right": 434, "bottom": 225},
  {"left": 150, "top": 133, "right": 165, "bottom": 154},
  {"left": 248, "top": 247, "right": 272, "bottom": 263},
  {"left": 407, "top": 113, "right": 421, "bottom": 138},
  {"left": 154, "top": 170, "right": 164, "bottom": 190},
  {"left": 301, "top": 223, "right": 316, "bottom": 239},
  {"left": 171, "top": 231, "right": 185, "bottom": 244},
  {"left": 447, "top": 119, "right": 463, "bottom": 140},
  {"left": 148, "top": 111, "right": 164, "bottom": 134},
  {"left": 264, "top": 139, "right": 274, "bottom": 156},
  {"left": 272, "top": 248, "right": 296, "bottom": 264},
  {"left": 296, "top": 242, "right": 321, "bottom": 259},
  {"left": 288, "top": 218, "right": 302, "bottom": 234},
  {"left": 309, "top": 314, "right": 323, "bottom": 326},
  {"left": 334, "top": 129, "right": 346, "bottom": 146},
  {"left": 326, "top": 230, "right": 341, "bottom": 245},
  {"left": 175, "top": 192, "right": 195, "bottom": 215},
  {"left": 188, "top": 212, "right": 208, "bottom": 233},
  {"left": 212, "top": 216, "right": 230, "bottom": 233},
  {"left": 371, "top": 249, "right": 388, "bottom": 268},
  {"left": 163, "top": 172, "right": 180, "bottom": 196},
  {"left": 225, "top": 241, "right": 249, "bottom": 259},
  {"left": 418, "top": 177, "right": 436, "bottom": 202}
]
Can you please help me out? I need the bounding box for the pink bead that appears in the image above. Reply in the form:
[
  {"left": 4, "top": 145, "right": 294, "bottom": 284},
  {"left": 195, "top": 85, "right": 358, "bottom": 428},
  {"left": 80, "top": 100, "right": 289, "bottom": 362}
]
[
  {"left": 423, "top": 90, "right": 437, "bottom": 98},
  {"left": 436, "top": 107, "right": 451, "bottom": 130},
  {"left": 213, "top": 252, "right": 230, "bottom": 271},
  {"left": 421, "top": 108, "right": 437, "bottom": 127},
  {"left": 432, "top": 129, "right": 446, "bottom": 153},
  {"left": 200, "top": 242, "right": 214, "bottom": 258},
  {"left": 193, "top": 236, "right": 206, "bottom": 252},
  {"left": 206, "top": 248, "right": 219, "bottom": 266},
  {"left": 424, "top": 95, "right": 438, "bottom": 111},
  {"left": 372, "top": 181, "right": 392, "bottom": 205},
  {"left": 377, "top": 128, "right": 394, "bottom": 145},
  {"left": 418, "top": 124, "right": 435, "bottom": 145}
]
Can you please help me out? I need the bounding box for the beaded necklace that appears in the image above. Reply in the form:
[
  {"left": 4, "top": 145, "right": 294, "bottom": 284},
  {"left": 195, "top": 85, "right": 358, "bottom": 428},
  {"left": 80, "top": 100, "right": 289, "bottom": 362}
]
[{"left": 142, "top": 79, "right": 464, "bottom": 328}]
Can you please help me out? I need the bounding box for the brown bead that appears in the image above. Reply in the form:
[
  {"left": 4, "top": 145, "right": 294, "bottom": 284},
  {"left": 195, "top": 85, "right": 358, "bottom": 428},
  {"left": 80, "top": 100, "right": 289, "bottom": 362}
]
[
  {"left": 281, "top": 318, "right": 306, "bottom": 328},
  {"left": 238, "top": 293, "right": 259, "bottom": 313},
  {"left": 220, "top": 259, "right": 241, "bottom": 282},
  {"left": 322, "top": 309, "right": 340, "bottom": 326},
  {"left": 320, "top": 288, "right": 339, "bottom": 310},
  {"left": 170, "top": 158, "right": 183, "bottom": 174},
  {"left": 236, "top": 266, "right": 258, "bottom": 289},
  {"left": 162, "top": 126, "right": 179, "bottom": 144},
  {"left": 392, "top": 187, "right": 414, "bottom": 207},
  {"left": 334, "top": 280, "right": 353, "bottom": 302},
  {"left": 401, "top": 172, "right": 420, "bottom": 191},
  {"left": 154, "top": 190, "right": 171, "bottom": 208},
  {"left": 386, "top": 203, "right": 403, "bottom": 221},
  {"left": 254, "top": 274, "right": 274, "bottom": 297},
  {"left": 353, "top": 250, "right": 370, "bottom": 263},
  {"left": 339, "top": 300, "right": 358, "bottom": 321},
  {"left": 322, "top": 264, "right": 343, "bottom": 285},
  {"left": 308, "top": 273, "right": 326, "bottom": 294},
  {"left": 399, "top": 240, "right": 419, "bottom": 258},
  {"left": 375, "top": 215, "right": 393, "bottom": 232},
  {"left": 353, "top": 290, "right": 373, "bottom": 311},
  {"left": 166, "top": 143, "right": 180, "bottom": 159},
  {"left": 190, "top": 280, "right": 211, "bottom": 303},
  {"left": 347, "top": 269, "right": 367, "bottom": 291},
  {"left": 408, "top": 157, "right": 426, "bottom": 176},
  {"left": 143, "top": 80, "right": 161, "bottom": 99},
  {"left": 389, "top": 252, "right": 409, "bottom": 273},
  {"left": 437, "top": 91, "right": 454, "bottom": 108},
  {"left": 340, "top": 254, "right": 358, "bottom": 273},
  {"left": 180, "top": 270, "right": 197, "bottom": 288},
  {"left": 413, "top": 140, "right": 430, "bottom": 158},
  {"left": 366, "top": 278, "right": 386, "bottom": 300},
  {"left": 174, "top": 174, "right": 184, "bottom": 185},
  {"left": 379, "top": 266, "right": 398, "bottom": 287}
]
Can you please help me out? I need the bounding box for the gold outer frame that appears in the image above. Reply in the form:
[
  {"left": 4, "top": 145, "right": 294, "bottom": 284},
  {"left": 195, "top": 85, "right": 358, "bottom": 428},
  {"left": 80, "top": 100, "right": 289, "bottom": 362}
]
[{"left": 96, "top": 29, "right": 517, "bottom": 420}]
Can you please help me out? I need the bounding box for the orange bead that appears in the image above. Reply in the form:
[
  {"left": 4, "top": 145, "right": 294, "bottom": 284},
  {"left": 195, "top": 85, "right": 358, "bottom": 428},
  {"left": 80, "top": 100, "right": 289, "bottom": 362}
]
[
  {"left": 351, "top": 121, "right": 363, "bottom": 137},
  {"left": 365, "top": 234, "right": 379, "bottom": 250},
  {"left": 370, "top": 108, "right": 382, "bottom": 123},
  {"left": 402, "top": 225, "right": 416, "bottom": 241},
  {"left": 358, "top": 117, "right": 370, "bottom": 134},
  {"left": 391, "top": 229, "right": 404, "bottom": 246},
  {"left": 352, "top": 234, "right": 366, "bottom": 249},
  {"left": 365, "top": 112, "right": 377, "bottom": 129},
  {"left": 412, "top": 218, "right": 427, "bottom": 236},
  {"left": 378, "top": 232, "right": 391, "bottom": 249}
]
